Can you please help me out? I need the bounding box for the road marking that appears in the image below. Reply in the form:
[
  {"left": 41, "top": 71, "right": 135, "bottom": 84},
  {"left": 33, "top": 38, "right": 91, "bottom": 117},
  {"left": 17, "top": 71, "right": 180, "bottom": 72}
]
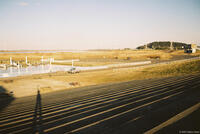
[{"left": 144, "top": 102, "right": 200, "bottom": 134}]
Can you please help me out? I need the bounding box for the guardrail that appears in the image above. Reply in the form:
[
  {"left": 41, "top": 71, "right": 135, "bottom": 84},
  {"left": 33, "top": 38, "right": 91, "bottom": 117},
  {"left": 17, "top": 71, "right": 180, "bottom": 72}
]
[
  {"left": 108, "top": 61, "right": 151, "bottom": 68},
  {"left": 114, "top": 56, "right": 200, "bottom": 70}
]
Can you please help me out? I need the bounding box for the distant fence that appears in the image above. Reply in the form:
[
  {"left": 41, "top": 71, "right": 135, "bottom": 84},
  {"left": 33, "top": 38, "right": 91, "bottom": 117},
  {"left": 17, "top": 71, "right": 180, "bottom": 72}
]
[
  {"left": 155, "top": 56, "right": 200, "bottom": 65},
  {"left": 53, "top": 59, "right": 80, "bottom": 63},
  {"left": 113, "top": 56, "right": 200, "bottom": 71},
  {"left": 108, "top": 61, "right": 151, "bottom": 68}
]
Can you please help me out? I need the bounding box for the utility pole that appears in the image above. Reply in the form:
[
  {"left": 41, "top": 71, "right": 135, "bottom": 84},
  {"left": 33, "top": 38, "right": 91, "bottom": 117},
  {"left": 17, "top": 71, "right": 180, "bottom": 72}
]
[
  {"left": 72, "top": 60, "right": 74, "bottom": 67},
  {"left": 17, "top": 61, "right": 20, "bottom": 68},
  {"left": 26, "top": 56, "right": 28, "bottom": 65},
  {"left": 41, "top": 56, "right": 43, "bottom": 64},
  {"left": 49, "top": 58, "right": 52, "bottom": 72},
  {"left": 10, "top": 57, "right": 12, "bottom": 65}
]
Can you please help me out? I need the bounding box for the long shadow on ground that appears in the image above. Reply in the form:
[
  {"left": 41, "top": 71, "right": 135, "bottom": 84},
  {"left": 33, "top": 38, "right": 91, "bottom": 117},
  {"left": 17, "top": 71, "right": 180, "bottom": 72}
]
[
  {"left": 0, "top": 86, "right": 15, "bottom": 112},
  {"left": 33, "top": 90, "right": 44, "bottom": 134}
]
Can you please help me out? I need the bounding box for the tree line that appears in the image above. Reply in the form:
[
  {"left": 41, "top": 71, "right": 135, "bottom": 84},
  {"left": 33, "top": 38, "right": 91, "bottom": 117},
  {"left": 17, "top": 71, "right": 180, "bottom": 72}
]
[{"left": 137, "top": 41, "right": 190, "bottom": 50}]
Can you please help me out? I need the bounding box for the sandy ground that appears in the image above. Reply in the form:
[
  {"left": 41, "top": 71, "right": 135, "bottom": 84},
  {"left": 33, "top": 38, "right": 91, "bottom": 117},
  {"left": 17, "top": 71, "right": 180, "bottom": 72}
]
[{"left": 0, "top": 79, "right": 71, "bottom": 97}]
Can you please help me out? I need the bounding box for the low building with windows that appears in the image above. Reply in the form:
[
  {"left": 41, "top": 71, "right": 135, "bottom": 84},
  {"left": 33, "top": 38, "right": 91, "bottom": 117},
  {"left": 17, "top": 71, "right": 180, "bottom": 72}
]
[{"left": 184, "top": 44, "right": 197, "bottom": 53}]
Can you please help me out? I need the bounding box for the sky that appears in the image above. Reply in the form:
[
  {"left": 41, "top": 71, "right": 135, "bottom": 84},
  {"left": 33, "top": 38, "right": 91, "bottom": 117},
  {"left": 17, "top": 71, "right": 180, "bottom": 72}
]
[{"left": 0, "top": 0, "right": 200, "bottom": 50}]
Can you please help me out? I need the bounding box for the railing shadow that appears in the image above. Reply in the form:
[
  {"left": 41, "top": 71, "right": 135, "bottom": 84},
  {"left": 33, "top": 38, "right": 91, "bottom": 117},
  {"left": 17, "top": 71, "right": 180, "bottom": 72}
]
[
  {"left": 33, "top": 90, "right": 44, "bottom": 134},
  {"left": 0, "top": 86, "right": 15, "bottom": 112}
]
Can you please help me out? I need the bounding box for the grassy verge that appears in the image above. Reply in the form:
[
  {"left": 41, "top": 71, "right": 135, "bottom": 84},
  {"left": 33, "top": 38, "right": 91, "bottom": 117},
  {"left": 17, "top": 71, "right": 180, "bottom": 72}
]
[
  {"left": 46, "top": 59, "right": 200, "bottom": 85},
  {"left": 145, "top": 59, "right": 200, "bottom": 77}
]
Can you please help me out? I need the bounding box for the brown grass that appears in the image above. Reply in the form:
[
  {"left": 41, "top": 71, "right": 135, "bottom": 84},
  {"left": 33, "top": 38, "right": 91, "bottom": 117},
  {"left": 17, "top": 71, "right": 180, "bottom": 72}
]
[
  {"left": 0, "top": 49, "right": 177, "bottom": 66},
  {"left": 1, "top": 50, "right": 200, "bottom": 97},
  {"left": 44, "top": 59, "right": 200, "bottom": 86},
  {"left": 0, "top": 50, "right": 172, "bottom": 60}
]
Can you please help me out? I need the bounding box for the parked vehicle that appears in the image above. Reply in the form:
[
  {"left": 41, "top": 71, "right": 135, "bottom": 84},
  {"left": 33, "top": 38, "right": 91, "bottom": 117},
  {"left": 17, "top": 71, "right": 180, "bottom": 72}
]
[{"left": 68, "top": 67, "right": 80, "bottom": 74}]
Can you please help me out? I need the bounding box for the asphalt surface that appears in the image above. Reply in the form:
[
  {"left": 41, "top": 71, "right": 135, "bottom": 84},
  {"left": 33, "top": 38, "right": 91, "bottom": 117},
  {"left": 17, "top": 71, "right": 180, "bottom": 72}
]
[{"left": 0, "top": 74, "right": 200, "bottom": 134}]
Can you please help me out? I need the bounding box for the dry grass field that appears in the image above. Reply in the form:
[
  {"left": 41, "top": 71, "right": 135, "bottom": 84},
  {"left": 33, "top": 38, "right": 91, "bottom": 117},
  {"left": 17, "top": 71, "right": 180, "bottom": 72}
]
[
  {"left": 0, "top": 51, "right": 199, "bottom": 98},
  {"left": 0, "top": 49, "right": 200, "bottom": 66}
]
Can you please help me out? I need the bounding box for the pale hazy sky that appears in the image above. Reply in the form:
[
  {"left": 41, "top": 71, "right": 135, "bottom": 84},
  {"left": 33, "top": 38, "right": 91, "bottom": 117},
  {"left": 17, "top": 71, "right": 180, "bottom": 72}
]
[{"left": 0, "top": 0, "right": 200, "bottom": 50}]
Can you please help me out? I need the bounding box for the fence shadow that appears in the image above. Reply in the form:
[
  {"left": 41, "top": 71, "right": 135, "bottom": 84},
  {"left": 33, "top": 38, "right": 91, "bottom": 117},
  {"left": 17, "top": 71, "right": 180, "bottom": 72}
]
[
  {"left": 33, "top": 90, "right": 44, "bottom": 134},
  {"left": 0, "top": 86, "right": 15, "bottom": 112}
]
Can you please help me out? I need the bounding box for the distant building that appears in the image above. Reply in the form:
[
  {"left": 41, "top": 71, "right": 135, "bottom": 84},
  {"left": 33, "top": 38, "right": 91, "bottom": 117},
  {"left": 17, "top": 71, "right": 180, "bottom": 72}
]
[
  {"left": 184, "top": 44, "right": 197, "bottom": 53},
  {"left": 124, "top": 48, "right": 131, "bottom": 50}
]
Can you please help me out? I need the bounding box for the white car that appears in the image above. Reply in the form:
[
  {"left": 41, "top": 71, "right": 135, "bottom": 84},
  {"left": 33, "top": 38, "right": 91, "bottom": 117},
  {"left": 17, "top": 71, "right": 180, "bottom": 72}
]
[{"left": 68, "top": 67, "right": 80, "bottom": 74}]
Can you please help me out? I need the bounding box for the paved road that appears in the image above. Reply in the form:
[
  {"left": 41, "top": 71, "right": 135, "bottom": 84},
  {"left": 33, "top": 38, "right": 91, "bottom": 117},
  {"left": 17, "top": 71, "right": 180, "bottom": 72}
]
[{"left": 0, "top": 74, "right": 200, "bottom": 134}]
